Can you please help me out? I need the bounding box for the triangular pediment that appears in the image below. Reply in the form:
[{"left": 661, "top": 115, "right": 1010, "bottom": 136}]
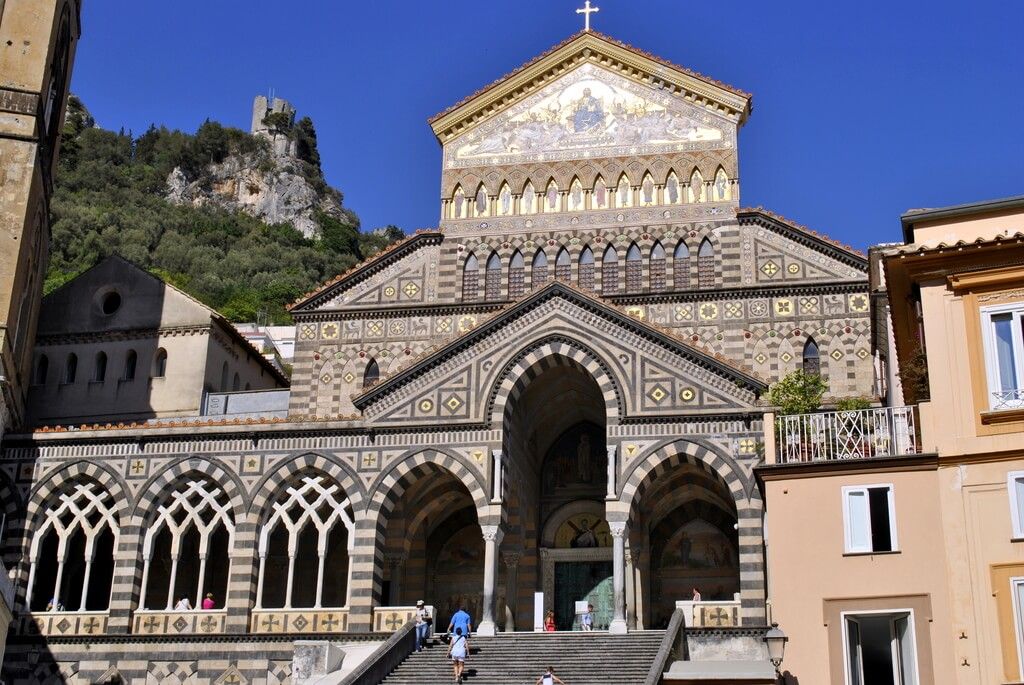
[
  {"left": 445, "top": 61, "right": 736, "bottom": 167},
  {"left": 430, "top": 31, "right": 751, "bottom": 148},
  {"left": 355, "top": 282, "right": 765, "bottom": 427}
]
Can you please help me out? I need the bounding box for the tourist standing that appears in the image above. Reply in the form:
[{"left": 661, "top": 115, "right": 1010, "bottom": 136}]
[
  {"left": 414, "top": 599, "right": 431, "bottom": 652},
  {"left": 544, "top": 609, "right": 556, "bottom": 632},
  {"left": 202, "top": 593, "right": 215, "bottom": 610},
  {"left": 580, "top": 604, "right": 594, "bottom": 631},
  {"left": 691, "top": 587, "right": 701, "bottom": 602},
  {"left": 174, "top": 596, "right": 192, "bottom": 611},
  {"left": 447, "top": 626, "right": 468, "bottom": 684},
  {"left": 447, "top": 604, "right": 472, "bottom": 639},
  {"left": 536, "top": 666, "right": 567, "bottom": 684}
]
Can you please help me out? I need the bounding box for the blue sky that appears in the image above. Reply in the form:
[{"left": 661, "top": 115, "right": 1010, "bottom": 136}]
[{"left": 71, "top": 1, "right": 1023, "bottom": 249}]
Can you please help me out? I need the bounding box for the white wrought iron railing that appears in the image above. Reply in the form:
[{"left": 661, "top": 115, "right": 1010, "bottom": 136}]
[
  {"left": 992, "top": 389, "right": 1024, "bottom": 411},
  {"left": 776, "top": 406, "right": 918, "bottom": 463}
]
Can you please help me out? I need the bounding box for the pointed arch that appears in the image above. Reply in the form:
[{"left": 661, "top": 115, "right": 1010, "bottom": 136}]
[
  {"left": 568, "top": 177, "right": 584, "bottom": 212},
  {"left": 93, "top": 351, "right": 107, "bottom": 383},
  {"left": 555, "top": 246, "right": 571, "bottom": 281},
  {"left": 498, "top": 182, "right": 513, "bottom": 216},
  {"left": 34, "top": 353, "right": 49, "bottom": 385},
  {"left": 802, "top": 337, "right": 821, "bottom": 376},
  {"left": 697, "top": 237, "right": 715, "bottom": 288},
  {"left": 689, "top": 169, "right": 705, "bottom": 203},
  {"left": 665, "top": 170, "right": 681, "bottom": 205},
  {"left": 532, "top": 248, "right": 549, "bottom": 286},
  {"left": 473, "top": 183, "right": 489, "bottom": 217},
  {"left": 625, "top": 242, "right": 643, "bottom": 293},
  {"left": 363, "top": 358, "right": 380, "bottom": 389},
  {"left": 578, "top": 245, "right": 595, "bottom": 291},
  {"left": 602, "top": 244, "right": 619, "bottom": 294},
  {"left": 485, "top": 251, "right": 502, "bottom": 300},
  {"left": 616, "top": 173, "right": 632, "bottom": 208},
  {"left": 650, "top": 241, "right": 666, "bottom": 292},
  {"left": 462, "top": 252, "right": 479, "bottom": 301},
  {"left": 593, "top": 175, "right": 608, "bottom": 209},
  {"left": 64, "top": 352, "right": 77, "bottom": 384},
  {"left": 123, "top": 349, "right": 138, "bottom": 381},
  {"left": 521, "top": 180, "right": 536, "bottom": 215},
  {"left": 509, "top": 249, "right": 525, "bottom": 299},
  {"left": 153, "top": 348, "right": 168, "bottom": 378},
  {"left": 713, "top": 166, "right": 731, "bottom": 201},
  {"left": 451, "top": 184, "right": 466, "bottom": 219},
  {"left": 640, "top": 171, "right": 656, "bottom": 206},
  {"left": 544, "top": 179, "right": 559, "bottom": 213},
  {"left": 220, "top": 361, "right": 229, "bottom": 391},
  {"left": 673, "top": 240, "right": 691, "bottom": 288}
]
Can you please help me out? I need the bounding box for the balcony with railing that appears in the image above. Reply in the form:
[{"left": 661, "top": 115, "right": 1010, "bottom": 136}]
[{"left": 766, "top": 405, "right": 920, "bottom": 464}]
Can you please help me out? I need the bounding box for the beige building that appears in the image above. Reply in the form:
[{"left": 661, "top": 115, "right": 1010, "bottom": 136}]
[{"left": 27, "top": 256, "right": 288, "bottom": 425}]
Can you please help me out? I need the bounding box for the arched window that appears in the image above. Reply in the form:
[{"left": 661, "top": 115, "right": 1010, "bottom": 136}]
[
  {"left": 153, "top": 348, "right": 168, "bottom": 378},
  {"left": 593, "top": 176, "right": 608, "bottom": 209},
  {"left": 34, "top": 354, "right": 49, "bottom": 385},
  {"left": 474, "top": 184, "right": 489, "bottom": 217},
  {"left": 532, "top": 249, "right": 549, "bottom": 287},
  {"left": 568, "top": 177, "right": 584, "bottom": 212},
  {"left": 689, "top": 169, "right": 705, "bottom": 203},
  {"left": 650, "top": 241, "right": 666, "bottom": 291},
  {"left": 220, "top": 361, "right": 229, "bottom": 391},
  {"left": 602, "top": 245, "right": 619, "bottom": 294},
  {"left": 713, "top": 166, "right": 731, "bottom": 201},
  {"left": 544, "top": 179, "right": 559, "bottom": 213},
  {"left": 521, "top": 181, "right": 536, "bottom": 215},
  {"left": 555, "top": 247, "right": 571, "bottom": 281},
  {"left": 232, "top": 373, "right": 241, "bottom": 391},
  {"left": 665, "top": 171, "right": 681, "bottom": 205},
  {"left": 123, "top": 350, "right": 137, "bottom": 381},
  {"left": 640, "top": 172, "right": 656, "bottom": 206},
  {"left": 93, "top": 351, "right": 107, "bottom": 383},
  {"left": 698, "top": 238, "right": 715, "bottom": 288},
  {"left": 64, "top": 353, "right": 78, "bottom": 384},
  {"left": 485, "top": 252, "right": 502, "bottom": 300},
  {"left": 508, "top": 250, "right": 525, "bottom": 299},
  {"left": 673, "top": 241, "right": 691, "bottom": 288},
  {"left": 451, "top": 185, "right": 466, "bottom": 219},
  {"left": 625, "top": 243, "right": 643, "bottom": 293},
  {"left": 498, "top": 182, "right": 513, "bottom": 216},
  {"left": 25, "top": 479, "right": 119, "bottom": 612},
  {"left": 803, "top": 338, "right": 821, "bottom": 376},
  {"left": 140, "top": 477, "right": 235, "bottom": 611},
  {"left": 578, "top": 246, "right": 595, "bottom": 291},
  {"left": 256, "top": 471, "right": 355, "bottom": 610},
  {"left": 363, "top": 359, "right": 380, "bottom": 388},
  {"left": 462, "top": 253, "right": 479, "bottom": 301},
  {"left": 616, "top": 174, "right": 632, "bottom": 208}
]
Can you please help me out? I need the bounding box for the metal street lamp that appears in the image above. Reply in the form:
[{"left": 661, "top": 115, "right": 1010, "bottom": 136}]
[{"left": 763, "top": 622, "right": 788, "bottom": 676}]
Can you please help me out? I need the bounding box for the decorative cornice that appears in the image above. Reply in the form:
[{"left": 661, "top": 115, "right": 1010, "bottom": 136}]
[
  {"left": 736, "top": 207, "right": 867, "bottom": 266},
  {"left": 34, "top": 325, "right": 211, "bottom": 346}
]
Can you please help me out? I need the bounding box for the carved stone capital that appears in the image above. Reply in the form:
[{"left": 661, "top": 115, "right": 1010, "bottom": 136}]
[
  {"left": 481, "top": 525, "right": 504, "bottom": 544},
  {"left": 609, "top": 521, "right": 628, "bottom": 538},
  {"left": 502, "top": 551, "right": 522, "bottom": 568}
]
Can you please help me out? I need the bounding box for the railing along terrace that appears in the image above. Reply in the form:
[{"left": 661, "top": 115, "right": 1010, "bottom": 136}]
[
  {"left": 776, "top": 406, "right": 918, "bottom": 463},
  {"left": 993, "top": 389, "right": 1024, "bottom": 411}
]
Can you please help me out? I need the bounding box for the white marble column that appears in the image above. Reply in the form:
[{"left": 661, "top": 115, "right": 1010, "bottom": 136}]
[
  {"left": 477, "top": 525, "right": 504, "bottom": 636},
  {"left": 609, "top": 521, "right": 628, "bottom": 634},
  {"left": 606, "top": 445, "right": 617, "bottom": 499},
  {"left": 491, "top": 450, "right": 503, "bottom": 503},
  {"left": 502, "top": 551, "right": 521, "bottom": 632}
]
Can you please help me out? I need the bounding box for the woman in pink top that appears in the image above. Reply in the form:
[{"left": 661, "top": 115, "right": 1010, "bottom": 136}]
[{"left": 202, "top": 593, "right": 215, "bottom": 610}]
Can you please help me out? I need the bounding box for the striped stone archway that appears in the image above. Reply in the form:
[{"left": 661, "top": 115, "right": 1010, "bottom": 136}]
[
  {"left": 348, "top": 449, "right": 491, "bottom": 632},
  {"left": 614, "top": 439, "right": 766, "bottom": 626},
  {"left": 488, "top": 336, "right": 625, "bottom": 427}
]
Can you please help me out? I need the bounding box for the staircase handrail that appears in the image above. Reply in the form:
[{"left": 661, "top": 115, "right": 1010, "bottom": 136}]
[
  {"left": 337, "top": 619, "right": 416, "bottom": 685},
  {"left": 644, "top": 608, "right": 685, "bottom": 685}
]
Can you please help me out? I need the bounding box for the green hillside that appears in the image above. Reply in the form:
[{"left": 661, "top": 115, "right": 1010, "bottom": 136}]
[{"left": 47, "top": 96, "right": 400, "bottom": 323}]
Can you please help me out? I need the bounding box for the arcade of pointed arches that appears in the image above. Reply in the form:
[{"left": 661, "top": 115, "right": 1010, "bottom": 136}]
[{"left": 447, "top": 167, "right": 734, "bottom": 220}]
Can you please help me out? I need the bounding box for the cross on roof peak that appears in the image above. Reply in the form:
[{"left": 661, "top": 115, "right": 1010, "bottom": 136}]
[{"left": 576, "top": 1, "right": 600, "bottom": 32}]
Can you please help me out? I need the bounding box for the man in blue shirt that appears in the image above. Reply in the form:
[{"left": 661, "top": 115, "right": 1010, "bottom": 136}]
[{"left": 447, "top": 604, "right": 472, "bottom": 639}]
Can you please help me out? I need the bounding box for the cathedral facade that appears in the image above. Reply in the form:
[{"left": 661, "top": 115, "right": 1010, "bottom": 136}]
[{"left": 2, "top": 31, "right": 872, "bottom": 683}]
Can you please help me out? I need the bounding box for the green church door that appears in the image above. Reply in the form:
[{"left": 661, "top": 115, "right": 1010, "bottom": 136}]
[{"left": 553, "top": 561, "right": 614, "bottom": 630}]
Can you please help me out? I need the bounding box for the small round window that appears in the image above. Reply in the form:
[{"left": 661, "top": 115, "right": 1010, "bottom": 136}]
[{"left": 101, "top": 291, "right": 122, "bottom": 315}]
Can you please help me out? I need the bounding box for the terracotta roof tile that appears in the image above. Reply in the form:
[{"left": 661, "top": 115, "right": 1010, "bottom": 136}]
[
  {"left": 737, "top": 206, "right": 866, "bottom": 259},
  {"left": 288, "top": 229, "right": 442, "bottom": 311},
  {"left": 885, "top": 231, "right": 1024, "bottom": 256},
  {"left": 428, "top": 30, "right": 750, "bottom": 125}
]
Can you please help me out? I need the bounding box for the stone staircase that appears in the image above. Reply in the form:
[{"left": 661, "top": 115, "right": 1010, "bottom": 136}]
[{"left": 379, "top": 630, "right": 666, "bottom": 685}]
